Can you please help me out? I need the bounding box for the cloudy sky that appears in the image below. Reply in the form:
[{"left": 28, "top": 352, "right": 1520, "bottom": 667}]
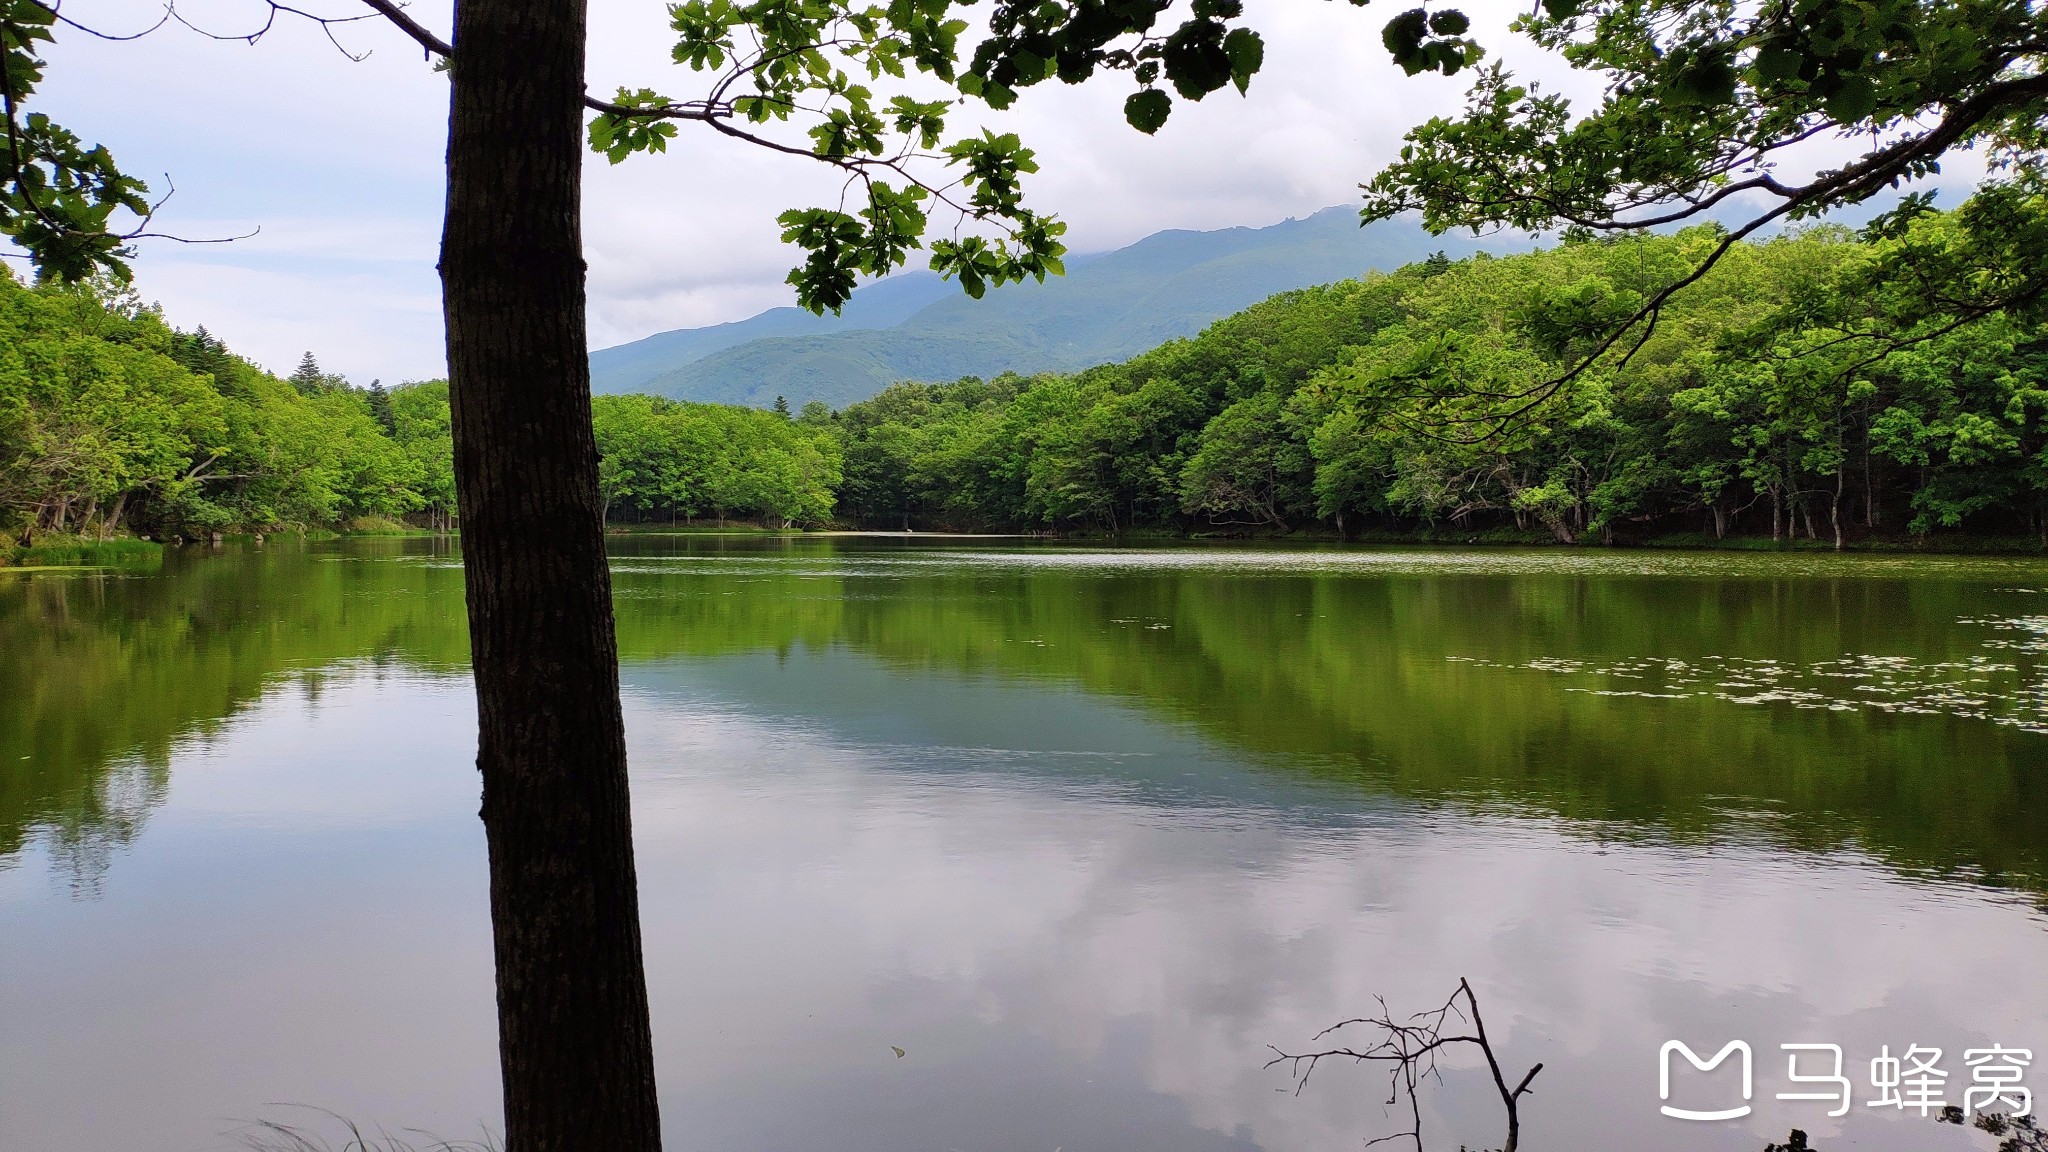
[{"left": 31, "top": 1, "right": 1984, "bottom": 385}]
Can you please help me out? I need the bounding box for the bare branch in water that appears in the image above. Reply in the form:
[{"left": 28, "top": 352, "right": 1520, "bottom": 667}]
[{"left": 1267, "top": 978, "right": 1541, "bottom": 1152}]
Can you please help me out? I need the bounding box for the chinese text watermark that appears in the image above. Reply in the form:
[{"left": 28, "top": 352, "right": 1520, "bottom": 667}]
[{"left": 1660, "top": 1040, "right": 2031, "bottom": 1122}]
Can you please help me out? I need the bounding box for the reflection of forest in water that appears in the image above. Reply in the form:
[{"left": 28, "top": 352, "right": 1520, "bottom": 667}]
[
  {"left": 0, "top": 540, "right": 470, "bottom": 889},
  {"left": 7, "top": 537, "right": 2048, "bottom": 894}
]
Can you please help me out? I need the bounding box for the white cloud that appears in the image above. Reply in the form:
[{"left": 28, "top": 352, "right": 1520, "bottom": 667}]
[{"left": 139, "top": 256, "right": 443, "bottom": 383}]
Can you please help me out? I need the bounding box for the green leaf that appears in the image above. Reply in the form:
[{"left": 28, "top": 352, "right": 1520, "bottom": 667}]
[
  {"left": 1427, "top": 9, "right": 1468, "bottom": 37},
  {"left": 1672, "top": 56, "right": 1737, "bottom": 107},
  {"left": 1125, "top": 88, "right": 1172, "bottom": 133},
  {"left": 1753, "top": 46, "right": 1802, "bottom": 84},
  {"left": 1824, "top": 74, "right": 1877, "bottom": 122},
  {"left": 1382, "top": 9, "right": 1430, "bottom": 74},
  {"left": 1223, "top": 28, "right": 1263, "bottom": 95}
]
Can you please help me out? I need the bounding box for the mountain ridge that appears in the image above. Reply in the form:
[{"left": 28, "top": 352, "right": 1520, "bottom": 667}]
[{"left": 590, "top": 208, "right": 1513, "bottom": 409}]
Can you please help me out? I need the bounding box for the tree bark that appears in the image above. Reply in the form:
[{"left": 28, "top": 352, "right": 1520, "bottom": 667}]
[
  {"left": 104, "top": 491, "right": 128, "bottom": 538},
  {"left": 440, "top": 2, "right": 663, "bottom": 1150},
  {"left": 1832, "top": 466, "right": 1845, "bottom": 551}
]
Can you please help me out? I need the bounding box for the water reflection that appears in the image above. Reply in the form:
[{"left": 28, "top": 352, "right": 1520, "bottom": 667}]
[
  {"left": 621, "top": 541, "right": 2048, "bottom": 892},
  {"left": 0, "top": 539, "right": 467, "bottom": 886},
  {"left": 3, "top": 538, "right": 2047, "bottom": 1152},
  {"left": 627, "top": 660, "right": 2046, "bottom": 1152},
  {"left": 7, "top": 536, "right": 2048, "bottom": 890}
]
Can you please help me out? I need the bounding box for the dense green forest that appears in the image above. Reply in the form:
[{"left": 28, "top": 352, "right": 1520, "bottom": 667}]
[
  {"left": 6, "top": 192, "right": 2046, "bottom": 548},
  {"left": 0, "top": 271, "right": 841, "bottom": 544},
  {"left": 831, "top": 196, "right": 2048, "bottom": 544},
  {"left": 0, "top": 272, "right": 453, "bottom": 541}
]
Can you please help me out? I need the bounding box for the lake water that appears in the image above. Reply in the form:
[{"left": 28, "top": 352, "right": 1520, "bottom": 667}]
[{"left": 3, "top": 537, "right": 2045, "bottom": 1152}]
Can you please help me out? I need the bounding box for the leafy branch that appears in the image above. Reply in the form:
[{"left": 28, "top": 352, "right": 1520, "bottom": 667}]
[{"left": 1355, "top": 0, "right": 2048, "bottom": 440}]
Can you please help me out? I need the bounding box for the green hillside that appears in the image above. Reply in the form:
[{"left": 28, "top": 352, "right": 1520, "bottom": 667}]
[
  {"left": 594, "top": 209, "right": 1504, "bottom": 409},
  {"left": 20, "top": 190, "right": 2042, "bottom": 552},
  {"left": 587, "top": 271, "right": 954, "bottom": 395},
  {"left": 813, "top": 199, "right": 2048, "bottom": 544}
]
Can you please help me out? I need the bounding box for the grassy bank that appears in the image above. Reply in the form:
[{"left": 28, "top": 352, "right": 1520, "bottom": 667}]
[{"left": 2, "top": 536, "right": 164, "bottom": 568}]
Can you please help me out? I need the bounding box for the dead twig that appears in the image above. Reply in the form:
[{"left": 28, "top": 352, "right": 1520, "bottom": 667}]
[{"left": 1267, "top": 978, "right": 1541, "bottom": 1152}]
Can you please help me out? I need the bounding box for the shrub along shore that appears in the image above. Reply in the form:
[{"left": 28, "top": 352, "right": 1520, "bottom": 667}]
[{"left": 7, "top": 196, "right": 2048, "bottom": 561}]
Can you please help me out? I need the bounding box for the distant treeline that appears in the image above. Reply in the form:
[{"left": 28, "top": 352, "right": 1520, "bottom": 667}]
[
  {"left": 0, "top": 272, "right": 838, "bottom": 541},
  {"left": 830, "top": 194, "right": 2048, "bottom": 544},
  {"left": 7, "top": 190, "right": 2046, "bottom": 545},
  {"left": 0, "top": 273, "right": 454, "bottom": 540},
  {"left": 591, "top": 394, "right": 840, "bottom": 528}
]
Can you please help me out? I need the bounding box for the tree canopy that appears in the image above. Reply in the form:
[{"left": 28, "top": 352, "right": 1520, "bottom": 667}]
[
  {"left": 0, "top": 269, "right": 855, "bottom": 543},
  {"left": 9, "top": 0, "right": 2042, "bottom": 407},
  {"left": 15, "top": 190, "right": 2048, "bottom": 552},
  {"left": 1354, "top": 0, "right": 2048, "bottom": 428},
  {"left": 1369, "top": 0, "right": 2048, "bottom": 236},
  {"left": 0, "top": 272, "right": 446, "bottom": 540},
  {"left": 825, "top": 198, "right": 2048, "bottom": 547}
]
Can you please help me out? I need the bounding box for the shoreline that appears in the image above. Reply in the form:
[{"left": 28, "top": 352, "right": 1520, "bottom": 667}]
[{"left": 11, "top": 527, "right": 2048, "bottom": 569}]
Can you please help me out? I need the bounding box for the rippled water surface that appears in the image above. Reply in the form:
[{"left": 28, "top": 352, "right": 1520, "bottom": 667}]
[{"left": 3, "top": 537, "right": 2045, "bottom": 1152}]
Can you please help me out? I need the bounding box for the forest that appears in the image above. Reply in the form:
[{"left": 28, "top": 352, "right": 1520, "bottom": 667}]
[
  {"left": 0, "top": 273, "right": 454, "bottom": 542},
  {"left": 5, "top": 191, "right": 2046, "bottom": 549},
  {"left": 0, "top": 271, "right": 841, "bottom": 545},
  {"left": 832, "top": 191, "right": 2048, "bottom": 545}
]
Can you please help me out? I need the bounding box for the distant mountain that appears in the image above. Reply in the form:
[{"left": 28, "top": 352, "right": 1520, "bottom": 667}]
[
  {"left": 588, "top": 269, "right": 957, "bottom": 395},
  {"left": 590, "top": 207, "right": 1515, "bottom": 409}
]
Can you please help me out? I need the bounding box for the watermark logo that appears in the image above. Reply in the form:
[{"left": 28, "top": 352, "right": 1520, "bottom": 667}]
[
  {"left": 1779, "top": 1044, "right": 1851, "bottom": 1118},
  {"left": 1868, "top": 1045, "right": 1947, "bottom": 1115},
  {"left": 1661, "top": 1040, "right": 2033, "bottom": 1122},
  {"left": 1660, "top": 1040, "right": 1753, "bottom": 1120},
  {"left": 1965, "top": 1047, "right": 2034, "bottom": 1116}
]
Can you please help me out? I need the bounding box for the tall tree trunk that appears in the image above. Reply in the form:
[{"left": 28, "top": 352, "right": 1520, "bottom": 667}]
[
  {"left": 1832, "top": 466, "right": 1845, "bottom": 551},
  {"left": 104, "top": 491, "right": 128, "bottom": 538},
  {"left": 440, "top": 3, "right": 663, "bottom": 1151}
]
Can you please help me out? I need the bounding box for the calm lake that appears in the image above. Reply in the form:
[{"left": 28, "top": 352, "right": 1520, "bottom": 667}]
[{"left": 3, "top": 537, "right": 2045, "bottom": 1152}]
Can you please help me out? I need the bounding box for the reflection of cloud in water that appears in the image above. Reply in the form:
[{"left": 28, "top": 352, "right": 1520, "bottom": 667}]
[{"left": 627, "top": 698, "right": 2048, "bottom": 1152}]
